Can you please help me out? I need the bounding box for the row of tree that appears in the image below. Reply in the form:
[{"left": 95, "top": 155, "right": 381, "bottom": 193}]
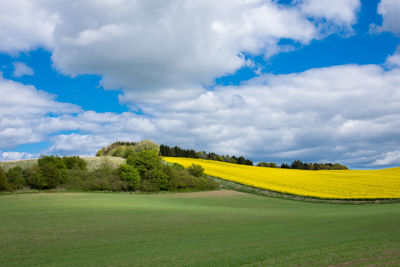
[
  {"left": 0, "top": 152, "right": 219, "bottom": 192},
  {"left": 95, "top": 140, "right": 348, "bottom": 171},
  {"left": 159, "top": 144, "right": 253, "bottom": 166},
  {"left": 257, "top": 160, "right": 348, "bottom": 170}
]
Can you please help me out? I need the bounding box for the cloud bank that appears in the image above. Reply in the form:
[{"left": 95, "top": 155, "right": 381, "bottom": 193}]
[
  {"left": 0, "top": 1, "right": 399, "bottom": 168},
  {"left": 1, "top": 63, "right": 400, "bottom": 168}
]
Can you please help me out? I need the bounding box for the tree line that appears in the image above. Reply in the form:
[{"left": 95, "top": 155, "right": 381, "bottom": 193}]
[
  {"left": 159, "top": 144, "right": 254, "bottom": 166},
  {"left": 96, "top": 141, "right": 347, "bottom": 170},
  {"left": 257, "top": 160, "right": 348, "bottom": 170},
  {"left": 0, "top": 152, "right": 218, "bottom": 192}
]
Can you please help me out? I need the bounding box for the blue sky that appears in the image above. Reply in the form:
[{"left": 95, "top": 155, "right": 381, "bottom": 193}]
[{"left": 0, "top": 0, "right": 400, "bottom": 168}]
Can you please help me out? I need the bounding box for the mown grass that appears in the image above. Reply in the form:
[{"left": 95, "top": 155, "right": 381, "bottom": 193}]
[{"left": 0, "top": 191, "right": 399, "bottom": 266}]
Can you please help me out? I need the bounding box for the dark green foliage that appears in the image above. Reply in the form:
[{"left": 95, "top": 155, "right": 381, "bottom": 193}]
[
  {"left": 23, "top": 165, "right": 47, "bottom": 189},
  {"left": 2, "top": 153, "right": 217, "bottom": 193},
  {"left": 188, "top": 164, "right": 204, "bottom": 177},
  {"left": 257, "top": 162, "right": 278, "bottom": 168},
  {"left": 7, "top": 166, "right": 25, "bottom": 189},
  {"left": 164, "top": 164, "right": 218, "bottom": 191},
  {"left": 38, "top": 163, "right": 62, "bottom": 189},
  {"left": 119, "top": 164, "right": 140, "bottom": 191},
  {"left": 280, "top": 163, "right": 290, "bottom": 168},
  {"left": 0, "top": 166, "right": 11, "bottom": 191},
  {"left": 65, "top": 166, "right": 123, "bottom": 192},
  {"left": 278, "top": 160, "right": 348, "bottom": 170},
  {"left": 111, "top": 147, "right": 125, "bottom": 157},
  {"left": 37, "top": 156, "right": 68, "bottom": 189},
  {"left": 126, "top": 150, "right": 162, "bottom": 176},
  {"left": 63, "top": 156, "right": 87, "bottom": 170},
  {"left": 159, "top": 144, "right": 253, "bottom": 166}
]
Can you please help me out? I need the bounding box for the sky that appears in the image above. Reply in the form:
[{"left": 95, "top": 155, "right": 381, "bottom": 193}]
[{"left": 0, "top": 0, "right": 400, "bottom": 169}]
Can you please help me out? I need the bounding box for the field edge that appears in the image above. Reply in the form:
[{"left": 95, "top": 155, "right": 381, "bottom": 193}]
[{"left": 213, "top": 176, "right": 400, "bottom": 204}]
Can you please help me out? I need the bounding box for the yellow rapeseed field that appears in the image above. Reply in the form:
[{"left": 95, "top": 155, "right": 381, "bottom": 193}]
[{"left": 163, "top": 157, "right": 400, "bottom": 199}]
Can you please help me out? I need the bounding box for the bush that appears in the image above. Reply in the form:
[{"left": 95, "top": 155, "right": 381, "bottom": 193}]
[
  {"left": 138, "top": 179, "right": 160, "bottom": 192},
  {"left": 257, "top": 162, "right": 278, "bottom": 168},
  {"left": 63, "top": 156, "right": 87, "bottom": 170},
  {"left": 134, "top": 140, "right": 160, "bottom": 154},
  {"left": 188, "top": 164, "right": 204, "bottom": 177},
  {"left": 37, "top": 156, "right": 68, "bottom": 189},
  {"left": 23, "top": 165, "right": 47, "bottom": 189},
  {"left": 0, "top": 167, "right": 11, "bottom": 191},
  {"left": 164, "top": 164, "right": 218, "bottom": 192},
  {"left": 119, "top": 164, "right": 140, "bottom": 191},
  {"left": 142, "top": 168, "right": 169, "bottom": 190},
  {"left": 126, "top": 150, "right": 162, "bottom": 176},
  {"left": 7, "top": 166, "right": 25, "bottom": 190}
]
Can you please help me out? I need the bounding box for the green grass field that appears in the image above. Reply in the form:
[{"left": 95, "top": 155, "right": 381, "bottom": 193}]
[{"left": 1, "top": 191, "right": 399, "bottom": 266}]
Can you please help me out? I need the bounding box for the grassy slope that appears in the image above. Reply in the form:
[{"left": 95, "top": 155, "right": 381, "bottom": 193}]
[
  {"left": 163, "top": 157, "right": 400, "bottom": 199},
  {"left": 0, "top": 192, "right": 399, "bottom": 266}
]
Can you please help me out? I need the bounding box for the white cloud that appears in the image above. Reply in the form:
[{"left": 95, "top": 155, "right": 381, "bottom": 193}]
[
  {"left": 385, "top": 46, "right": 400, "bottom": 68},
  {"left": 0, "top": 1, "right": 362, "bottom": 102},
  {"left": 0, "top": 75, "right": 80, "bottom": 148},
  {"left": 0, "top": 0, "right": 57, "bottom": 53},
  {"left": 1, "top": 61, "right": 400, "bottom": 167},
  {"left": 373, "top": 151, "right": 400, "bottom": 166},
  {"left": 0, "top": 151, "right": 37, "bottom": 161},
  {"left": 300, "top": 0, "right": 360, "bottom": 27},
  {"left": 48, "top": 0, "right": 318, "bottom": 99},
  {"left": 4, "top": 63, "right": 394, "bottom": 168},
  {"left": 371, "top": 0, "right": 400, "bottom": 35},
  {"left": 12, "top": 62, "right": 34, "bottom": 77}
]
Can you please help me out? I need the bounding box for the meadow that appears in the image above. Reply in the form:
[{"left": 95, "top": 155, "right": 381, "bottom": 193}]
[
  {"left": 163, "top": 157, "right": 400, "bottom": 199},
  {"left": 0, "top": 191, "right": 399, "bottom": 266}
]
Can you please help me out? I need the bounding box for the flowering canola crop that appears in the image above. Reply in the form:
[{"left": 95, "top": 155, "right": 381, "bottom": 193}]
[{"left": 163, "top": 157, "right": 400, "bottom": 199}]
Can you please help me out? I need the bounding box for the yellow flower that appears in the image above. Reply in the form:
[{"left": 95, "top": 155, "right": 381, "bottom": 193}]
[{"left": 163, "top": 157, "right": 400, "bottom": 199}]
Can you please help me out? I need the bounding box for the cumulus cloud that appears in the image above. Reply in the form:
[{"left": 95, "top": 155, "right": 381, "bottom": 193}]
[
  {"left": 0, "top": 75, "right": 80, "bottom": 148},
  {"left": 0, "top": 0, "right": 56, "bottom": 53},
  {"left": 0, "top": 151, "right": 38, "bottom": 161},
  {"left": 48, "top": 0, "right": 318, "bottom": 99},
  {"left": 0, "top": 0, "right": 362, "bottom": 102},
  {"left": 385, "top": 46, "right": 400, "bottom": 68},
  {"left": 373, "top": 151, "right": 400, "bottom": 166},
  {"left": 12, "top": 62, "right": 34, "bottom": 77},
  {"left": 300, "top": 0, "right": 360, "bottom": 28},
  {"left": 2, "top": 64, "right": 399, "bottom": 168},
  {"left": 371, "top": 0, "right": 400, "bottom": 34},
  {"left": 136, "top": 64, "right": 400, "bottom": 167}
]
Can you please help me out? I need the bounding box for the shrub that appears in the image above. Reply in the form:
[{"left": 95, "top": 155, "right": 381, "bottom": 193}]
[
  {"left": 111, "top": 147, "right": 125, "bottom": 157},
  {"left": 257, "top": 162, "right": 278, "bottom": 168},
  {"left": 0, "top": 167, "right": 11, "bottom": 191},
  {"left": 119, "top": 164, "right": 140, "bottom": 191},
  {"left": 134, "top": 140, "right": 160, "bottom": 154},
  {"left": 7, "top": 166, "right": 25, "bottom": 190},
  {"left": 138, "top": 179, "right": 160, "bottom": 192},
  {"left": 188, "top": 164, "right": 204, "bottom": 177},
  {"left": 23, "top": 165, "right": 47, "bottom": 189},
  {"left": 126, "top": 150, "right": 162, "bottom": 176},
  {"left": 63, "top": 156, "right": 87, "bottom": 170},
  {"left": 38, "top": 163, "right": 62, "bottom": 189},
  {"left": 37, "top": 156, "right": 68, "bottom": 188},
  {"left": 142, "top": 168, "right": 169, "bottom": 190}
]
